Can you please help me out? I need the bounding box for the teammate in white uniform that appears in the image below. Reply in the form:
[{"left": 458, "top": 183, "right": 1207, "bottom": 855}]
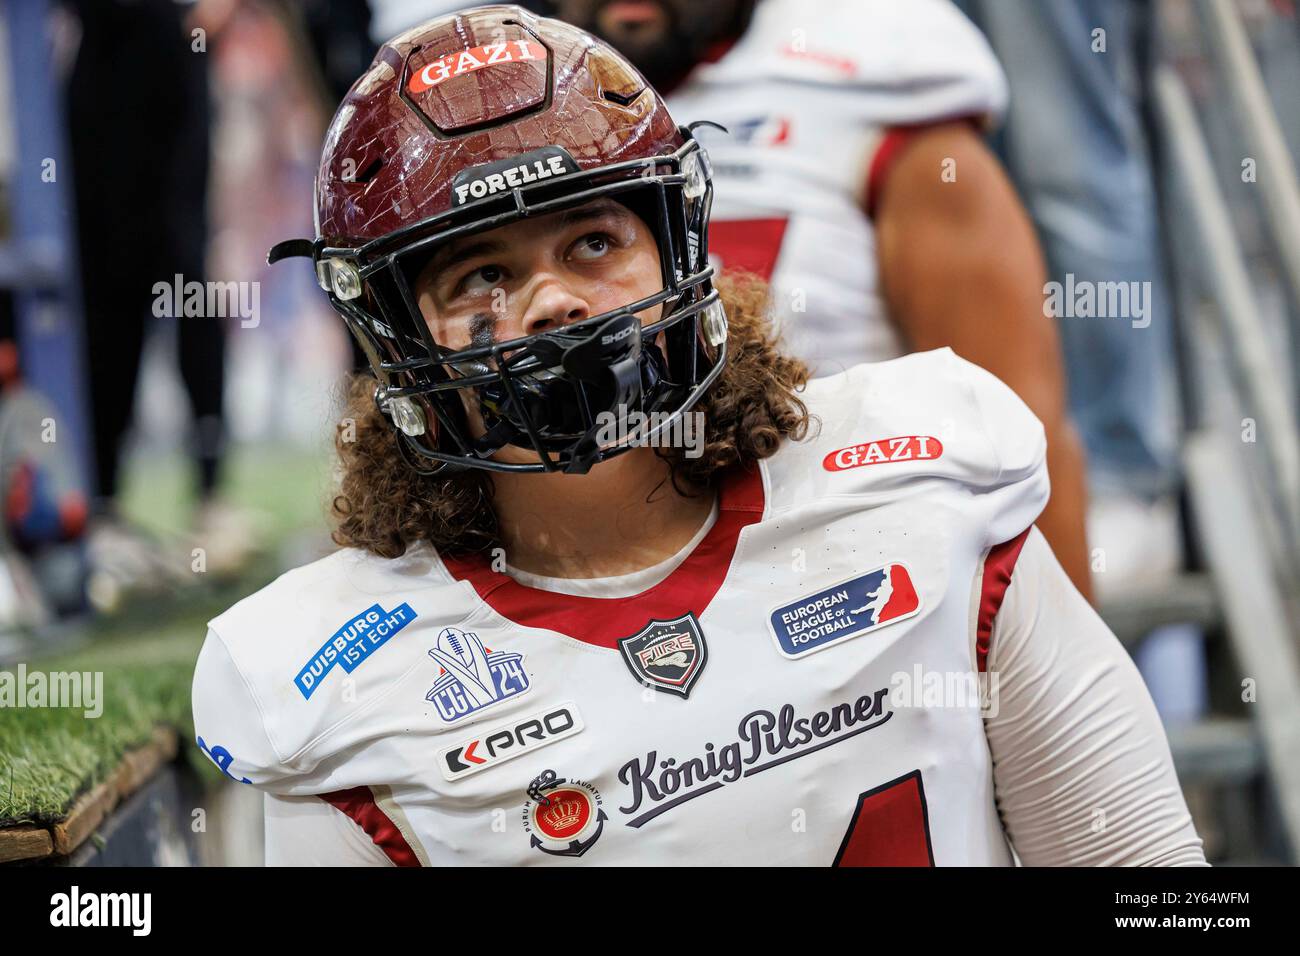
[
  {"left": 193, "top": 6, "right": 1202, "bottom": 866},
  {"left": 671, "top": 0, "right": 1005, "bottom": 370},
  {"left": 559, "top": 0, "right": 1094, "bottom": 601}
]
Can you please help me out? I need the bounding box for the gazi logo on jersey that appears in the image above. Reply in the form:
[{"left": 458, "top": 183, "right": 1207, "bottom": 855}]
[
  {"left": 822, "top": 435, "right": 943, "bottom": 472},
  {"left": 426, "top": 626, "right": 530, "bottom": 723},
  {"left": 295, "top": 602, "right": 416, "bottom": 699},
  {"left": 439, "top": 702, "right": 584, "bottom": 781},
  {"left": 769, "top": 564, "right": 920, "bottom": 658}
]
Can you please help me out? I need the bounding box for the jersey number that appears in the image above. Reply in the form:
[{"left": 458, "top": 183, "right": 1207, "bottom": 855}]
[{"left": 832, "top": 769, "right": 935, "bottom": 866}]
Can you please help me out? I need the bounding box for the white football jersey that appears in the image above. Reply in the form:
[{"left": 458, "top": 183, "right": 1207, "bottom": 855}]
[
  {"left": 668, "top": 0, "right": 1008, "bottom": 372},
  {"left": 193, "top": 349, "right": 1060, "bottom": 865}
]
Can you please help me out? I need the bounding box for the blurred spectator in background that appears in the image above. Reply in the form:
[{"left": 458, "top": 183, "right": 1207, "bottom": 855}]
[
  {"left": 955, "top": 0, "right": 1204, "bottom": 721},
  {"left": 556, "top": 0, "right": 1094, "bottom": 598},
  {"left": 200, "top": 0, "right": 346, "bottom": 449},
  {"left": 293, "top": 0, "right": 377, "bottom": 371},
  {"left": 60, "top": 0, "right": 259, "bottom": 598},
  {"left": 955, "top": 0, "right": 1182, "bottom": 589},
  {"left": 365, "top": 0, "right": 517, "bottom": 44},
  {"left": 297, "top": 0, "right": 376, "bottom": 104}
]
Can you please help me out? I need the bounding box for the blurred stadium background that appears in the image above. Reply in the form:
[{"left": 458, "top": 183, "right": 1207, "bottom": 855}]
[{"left": 0, "top": 0, "right": 1297, "bottom": 866}]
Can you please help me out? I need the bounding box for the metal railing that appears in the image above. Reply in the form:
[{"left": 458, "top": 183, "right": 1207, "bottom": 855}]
[{"left": 1145, "top": 0, "right": 1300, "bottom": 862}]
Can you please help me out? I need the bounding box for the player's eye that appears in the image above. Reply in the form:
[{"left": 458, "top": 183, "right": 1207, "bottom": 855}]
[
  {"left": 457, "top": 264, "right": 504, "bottom": 296},
  {"left": 570, "top": 233, "right": 615, "bottom": 262}
]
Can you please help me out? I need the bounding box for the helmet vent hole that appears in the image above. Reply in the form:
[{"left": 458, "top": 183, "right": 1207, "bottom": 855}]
[
  {"left": 602, "top": 88, "right": 643, "bottom": 107},
  {"left": 355, "top": 157, "right": 385, "bottom": 184}
]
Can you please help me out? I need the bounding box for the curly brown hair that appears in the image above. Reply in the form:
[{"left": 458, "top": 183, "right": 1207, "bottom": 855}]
[{"left": 330, "top": 273, "right": 816, "bottom": 559}]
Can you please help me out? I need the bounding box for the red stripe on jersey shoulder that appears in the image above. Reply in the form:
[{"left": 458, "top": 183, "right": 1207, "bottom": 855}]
[
  {"left": 319, "top": 787, "right": 421, "bottom": 867},
  {"left": 440, "top": 464, "right": 765, "bottom": 648},
  {"left": 865, "top": 127, "right": 917, "bottom": 218},
  {"left": 864, "top": 115, "right": 985, "bottom": 218},
  {"left": 975, "top": 528, "right": 1031, "bottom": 673}
]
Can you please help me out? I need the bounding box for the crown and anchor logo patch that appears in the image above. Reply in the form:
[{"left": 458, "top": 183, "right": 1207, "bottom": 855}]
[{"left": 521, "top": 769, "right": 606, "bottom": 858}]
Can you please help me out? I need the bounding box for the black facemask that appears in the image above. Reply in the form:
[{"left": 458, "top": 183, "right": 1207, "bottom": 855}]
[{"left": 469, "top": 312, "right": 677, "bottom": 473}]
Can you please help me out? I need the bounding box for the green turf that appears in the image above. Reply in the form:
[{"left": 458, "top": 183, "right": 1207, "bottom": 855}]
[
  {"left": 0, "top": 442, "right": 332, "bottom": 827},
  {"left": 0, "top": 609, "right": 217, "bottom": 825},
  {"left": 118, "top": 441, "right": 335, "bottom": 539}
]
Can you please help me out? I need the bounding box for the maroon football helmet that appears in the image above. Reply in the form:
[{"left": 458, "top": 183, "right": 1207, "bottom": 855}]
[{"left": 270, "top": 4, "right": 726, "bottom": 475}]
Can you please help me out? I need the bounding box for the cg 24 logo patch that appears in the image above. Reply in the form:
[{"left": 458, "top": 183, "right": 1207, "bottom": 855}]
[{"left": 426, "top": 626, "right": 530, "bottom": 723}]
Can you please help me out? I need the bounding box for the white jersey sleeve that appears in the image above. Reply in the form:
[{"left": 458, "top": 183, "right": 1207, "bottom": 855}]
[
  {"left": 957, "top": 354, "right": 1050, "bottom": 549},
  {"left": 192, "top": 628, "right": 291, "bottom": 790},
  {"left": 778, "top": 348, "right": 1050, "bottom": 546},
  {"left": 687, "top": 0, "right": 1007, "bottom": 129},
  {"left": 669, "top": 0, "right": 1009, "bottom": 370},
  {"left": 984, "top": 528, "right": 1208, "bottom": 866},
  {"left": 263, "top": 793, "right": 393, "bottom": 867},
  {"left": 788, "top": 0, "right": 1007, "bottom": 127}
]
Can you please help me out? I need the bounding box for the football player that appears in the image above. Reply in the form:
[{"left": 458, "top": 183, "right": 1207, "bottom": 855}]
[
  {"left": 192, "top": 6, "right": 1203, "bottom": 866},
  {"left": 556, "top": 0, "right": 1093, "bottom": 599}
]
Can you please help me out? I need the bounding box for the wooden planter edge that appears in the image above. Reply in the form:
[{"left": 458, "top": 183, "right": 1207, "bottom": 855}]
[{"left": 0, "top": 725, "right": 180, "bottom": 863}]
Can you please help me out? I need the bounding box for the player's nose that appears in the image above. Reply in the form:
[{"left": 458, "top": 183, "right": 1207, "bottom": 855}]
[{"left": 519, "top": 278, "right": 590, "bottom": 336}]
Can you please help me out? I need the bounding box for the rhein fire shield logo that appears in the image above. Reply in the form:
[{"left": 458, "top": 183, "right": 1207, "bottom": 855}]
[{"left": 617, "top": 612, "right": 708, "bottom": 698}]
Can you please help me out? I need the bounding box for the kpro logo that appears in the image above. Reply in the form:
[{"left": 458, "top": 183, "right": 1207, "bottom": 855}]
[{"left": 439, "top": 702, "right": 584, "bottom": 781}]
